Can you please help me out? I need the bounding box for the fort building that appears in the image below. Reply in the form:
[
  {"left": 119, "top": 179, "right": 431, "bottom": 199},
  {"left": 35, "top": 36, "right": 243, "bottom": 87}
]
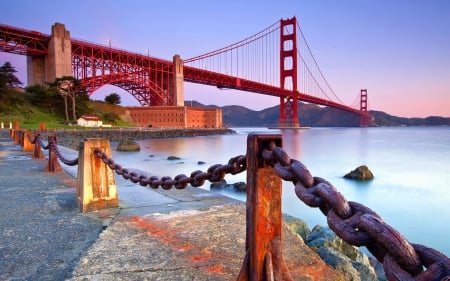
[{"left": 127, "top": 106, "right": 223, "bottom": 128}]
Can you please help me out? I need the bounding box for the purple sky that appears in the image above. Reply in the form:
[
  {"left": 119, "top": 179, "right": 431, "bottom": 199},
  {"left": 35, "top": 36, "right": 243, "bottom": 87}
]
[{"left": 1, "top": 0, "right": 449, "bottom": 117}]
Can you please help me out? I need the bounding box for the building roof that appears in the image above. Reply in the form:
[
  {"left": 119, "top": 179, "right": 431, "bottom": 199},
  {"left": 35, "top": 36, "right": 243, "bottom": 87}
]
[{"left": 79, "top": 115, "right": 102, "bottom": 121}]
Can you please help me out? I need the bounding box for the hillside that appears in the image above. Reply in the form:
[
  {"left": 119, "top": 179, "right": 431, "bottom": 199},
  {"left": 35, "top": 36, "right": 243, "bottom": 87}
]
[
  {"left": 0, "top": 88, "right": 135, "bottom": 129},
  {"left": 185, "top": 101, "right": 450, "bottom": 127}
]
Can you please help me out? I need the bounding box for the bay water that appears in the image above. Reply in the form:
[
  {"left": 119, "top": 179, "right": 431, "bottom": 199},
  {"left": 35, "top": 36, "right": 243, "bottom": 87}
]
[{"left": 110, "top": 127, "right": 450, "bottom": 256}]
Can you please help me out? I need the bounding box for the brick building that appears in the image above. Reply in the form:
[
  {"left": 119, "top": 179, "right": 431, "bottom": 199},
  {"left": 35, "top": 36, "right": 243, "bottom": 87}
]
[{"left": 127, "top": 106, "right": 223, "bottom": 128}]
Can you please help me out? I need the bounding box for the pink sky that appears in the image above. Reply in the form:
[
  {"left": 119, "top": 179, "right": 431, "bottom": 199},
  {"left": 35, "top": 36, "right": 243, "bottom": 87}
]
[{"left": 1, "top": 0, "right": 449, "bottom": 118}]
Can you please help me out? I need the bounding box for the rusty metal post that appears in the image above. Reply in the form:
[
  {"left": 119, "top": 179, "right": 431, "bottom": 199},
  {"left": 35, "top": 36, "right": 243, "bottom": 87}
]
[
  {"left": 77, "top": 138, "right": 118, "bottom": 213},
  {"left": 12, "top": 129, "right": 21, "bottom": 144},
  {"left": 33, "top": 134, "right": 44, "bottom": 159},
  {"left": 45, "top": 136, "right": 62, "bottom": 173},
  {"left": 23, "top": 131, "right": 34, "bottom": 152},
  {"left": 237, "top": 134, "right": 293, "bottom": 281},
  {"left": 19, "top": 130, "right": 24, "bottom": 146}
]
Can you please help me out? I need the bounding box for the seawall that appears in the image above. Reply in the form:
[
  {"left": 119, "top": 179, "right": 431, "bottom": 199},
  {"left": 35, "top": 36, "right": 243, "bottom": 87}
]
[{"left": 39, "top": 127, "right": 235, "bottom": 149}]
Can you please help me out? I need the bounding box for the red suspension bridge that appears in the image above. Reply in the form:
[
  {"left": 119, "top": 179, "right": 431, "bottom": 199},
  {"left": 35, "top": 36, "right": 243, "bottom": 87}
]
[{"left": 0, "top": 17, "right": 370, "bottom": 127}]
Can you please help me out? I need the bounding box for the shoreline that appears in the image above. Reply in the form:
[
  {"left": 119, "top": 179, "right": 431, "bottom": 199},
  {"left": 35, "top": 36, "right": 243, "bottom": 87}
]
[{"left": 38, "top": 127, "right": 235, "bottom": 149}]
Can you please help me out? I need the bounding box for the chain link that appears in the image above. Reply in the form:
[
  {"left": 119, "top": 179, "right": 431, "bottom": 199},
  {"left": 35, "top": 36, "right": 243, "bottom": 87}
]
[{"left": 262, "top": 140, "right": 449, "bottom": 280}]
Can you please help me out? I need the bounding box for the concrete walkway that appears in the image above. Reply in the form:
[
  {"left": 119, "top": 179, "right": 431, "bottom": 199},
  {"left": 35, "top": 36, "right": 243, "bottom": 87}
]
[{"left": 0, "top": 129, "right": 342, "bottom": 280}]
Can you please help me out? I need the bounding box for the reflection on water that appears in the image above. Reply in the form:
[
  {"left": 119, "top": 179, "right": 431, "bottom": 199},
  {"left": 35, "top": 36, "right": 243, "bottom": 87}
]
[{"left": 111, "top": 127, "right": 450, "bottom": 256}]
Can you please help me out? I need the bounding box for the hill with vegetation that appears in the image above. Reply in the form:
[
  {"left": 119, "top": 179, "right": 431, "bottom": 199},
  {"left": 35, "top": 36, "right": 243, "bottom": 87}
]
[
  {"left": 0, "top": 88, "right": 135, "bottom": 129},
  {"left": 0, "top": 85, "right": 134, "bottom": 130}
]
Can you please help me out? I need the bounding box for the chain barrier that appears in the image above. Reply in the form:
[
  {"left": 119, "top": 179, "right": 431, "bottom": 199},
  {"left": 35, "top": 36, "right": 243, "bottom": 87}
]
[
  {"left": 261, "top": 140, "right": 449, "bottom": 281},
  {"left": 24, "top": 131, "right": 448, "bottom": 280},
  {"left": 93, "top": 148, "right": 246, "bottom": 190},
  {"left": 35, "top": 134, "right": 50, "bottom": 150},
  {"left": 32, "top": 134, "right": 79, "bottom": 166},
  {"left": 48, "top": 138, "right": 79, "bottom": 166}
]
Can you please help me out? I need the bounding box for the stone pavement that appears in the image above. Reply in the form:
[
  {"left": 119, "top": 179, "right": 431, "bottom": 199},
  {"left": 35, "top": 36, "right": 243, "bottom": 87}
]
[{"left": 0, "top": 129, "right": 343, "bottom": 280}]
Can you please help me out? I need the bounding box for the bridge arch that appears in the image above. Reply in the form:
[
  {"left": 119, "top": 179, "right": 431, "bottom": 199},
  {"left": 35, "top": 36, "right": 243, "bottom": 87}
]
[{"left": 83, "top": 75, "right": 173, "bottom": 106}]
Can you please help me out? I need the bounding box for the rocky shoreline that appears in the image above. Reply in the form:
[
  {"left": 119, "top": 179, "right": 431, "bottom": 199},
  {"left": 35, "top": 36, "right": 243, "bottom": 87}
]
[{"left": 283, "top": 215, "right": 386, "bottom": 281}]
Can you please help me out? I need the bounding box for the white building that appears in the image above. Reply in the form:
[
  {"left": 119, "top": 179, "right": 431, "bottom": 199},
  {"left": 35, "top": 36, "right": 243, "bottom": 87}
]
[{"left": 77, "top": 115, "right": 103, "bottom": 127}]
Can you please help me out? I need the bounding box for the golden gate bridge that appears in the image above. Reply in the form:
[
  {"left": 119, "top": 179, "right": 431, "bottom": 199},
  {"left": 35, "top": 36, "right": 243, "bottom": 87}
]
[{"left": 0, "top": 17, "right": 370, "bottom": 127}]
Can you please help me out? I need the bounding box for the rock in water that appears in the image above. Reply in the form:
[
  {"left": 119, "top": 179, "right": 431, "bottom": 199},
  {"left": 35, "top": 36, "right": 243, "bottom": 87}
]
[
  {"left": 344, "top": 165, "right": 374, "bottom": 180},
  {"left": 116, "top": 139, "right": 140, "bottom": 151},
  {"left": 167, "top": 155, "right": 181, "bottom": 160}
]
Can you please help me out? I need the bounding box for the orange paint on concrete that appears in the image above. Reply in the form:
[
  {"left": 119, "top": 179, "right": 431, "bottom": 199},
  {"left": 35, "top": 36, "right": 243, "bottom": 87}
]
[
  {"left": 128, "top": 216, "right": 169, "bottom": 236},
  {"left": 176, "top": 243, "right": 193, "bottom": 251},
  {"left": 205, "top": 264, "right": 226, "bottom": 273},
  {"left": 189, "top": 253, "right": 213, "bottom": 262},
  {"left": 124, "top": 216, "right": 241, "bottom": 277}
]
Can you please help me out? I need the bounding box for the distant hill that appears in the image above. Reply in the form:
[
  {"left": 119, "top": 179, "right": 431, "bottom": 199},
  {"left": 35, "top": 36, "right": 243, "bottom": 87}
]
[
  {"left": 368, "top": 111, "right": 450, "bottom": 126},
  {"left": 185, "top": 101, "right": 450, "bottom": 127}
]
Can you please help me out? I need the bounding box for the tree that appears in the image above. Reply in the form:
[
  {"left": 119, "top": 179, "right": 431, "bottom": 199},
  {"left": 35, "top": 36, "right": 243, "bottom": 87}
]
[
  {"left": 102, "top": 112, "right": 119, "bottom": 125},
  {"left": 105, "top": 93, "right": 121, "bottom": 104},
  {"left": 26, "top": 84, "right": 61, "bottom": 114},
  {"left": 50, "top": 76, "right": 86, "bottom": 122},
  {"left": 75, "top": 91, "right": 92, "bottom": 117},
  {"left": 0, "top": 62, "right": 22, "bottom": 89}
]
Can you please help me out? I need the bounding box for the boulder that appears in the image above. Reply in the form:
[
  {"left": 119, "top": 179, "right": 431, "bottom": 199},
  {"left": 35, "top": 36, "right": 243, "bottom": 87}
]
[
  {"left": 283, "top": 214, "right": 310, "bottom": 240},
  {"left": 306, "top": 225, "right": 384, "bottom": 281},
  {"left": 116, "top": 139, "right": 140, "bottom": 151},
  {"left": 344, "top": 165, "right": 374, "bottom": 180},
  {"left": 209, "top": 181, "right": 246, "bottom": 192},
  {"left": 232, "top": 182, "right": 246, "bottom": 192},
  {"left": 167, "top": 155, "right": 181, "bottom": 160},
  {"left": 210, "top": 180, "right": 227, "bottom": 189},
  {"left": 317, "top": 246, "right": 361, "bottom": 281},
  {"left": 306, "top": 225, "right": 359, "bottom": 259}
]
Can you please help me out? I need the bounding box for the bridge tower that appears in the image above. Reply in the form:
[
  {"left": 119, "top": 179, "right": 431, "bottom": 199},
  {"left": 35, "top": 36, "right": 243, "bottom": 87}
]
[
  {"left": 360, "top": 89, "right": 368, "bottom": 127},
  {"left": 173, "top": 54, "right": 184, "bottom": 106},
  {"left": 27, "top": 23, "right": 72, "bottom": 85},
  {"left": 278, "top": 17, "right": 300, "bottom": 128}
]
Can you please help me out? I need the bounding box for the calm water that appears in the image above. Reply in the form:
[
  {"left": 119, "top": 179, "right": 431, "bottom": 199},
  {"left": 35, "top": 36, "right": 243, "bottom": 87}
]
[{"left": 110, "top": 127, "right": 450, "bottom": 256}]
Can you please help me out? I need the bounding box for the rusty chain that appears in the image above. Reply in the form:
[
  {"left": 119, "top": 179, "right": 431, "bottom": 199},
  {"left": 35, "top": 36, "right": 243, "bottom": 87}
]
[
  {"left": 35, "top": 134, "right": 50, "bottom": 150},
  {"left": 261, "top": 140, "right": 449, "bottom": 281},
  {"left": 33, "top": 134, "right": 79, "bottom": 166},
  {"left": 93, "top": 148, "right": 246, "bottom": 190},
  {"left": 47, "top": 138, "right": 79, "bottom": 166}
]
